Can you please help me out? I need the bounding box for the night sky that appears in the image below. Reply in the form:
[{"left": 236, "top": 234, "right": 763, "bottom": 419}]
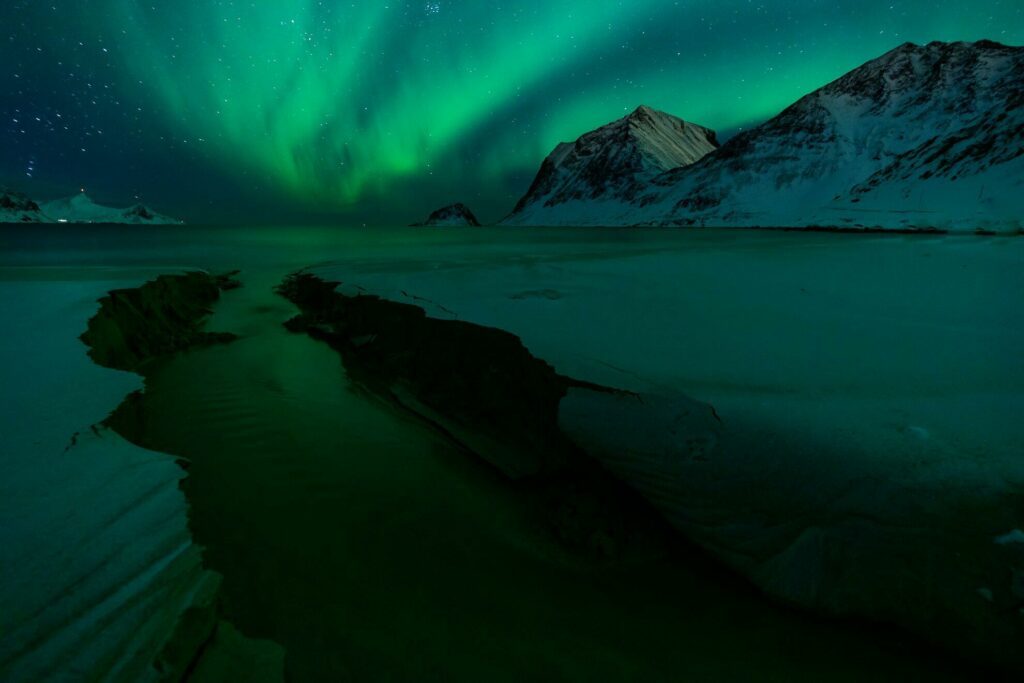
[{"left": 2, "top": 1, "right": 1022, "bottom": 225}]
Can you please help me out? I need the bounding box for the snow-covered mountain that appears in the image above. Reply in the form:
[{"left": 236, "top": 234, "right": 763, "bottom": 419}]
[
  {"left": 1, "top": 190, "right": 181, "bottom": 224},
  {"left": 504, "top": 105, "right": 718, "bottom": 225},
  {"left": 0, "top": 189, "right": 46, "bottom": 223},
  {"left": 38, "top": 193, "right": 182, "bottom": 225},
  {"left": 413, "top": 202, "right": 482, "bottom": 227},
  {"left": 505, "top": 41, "right": 1024, "bottom": 233}
]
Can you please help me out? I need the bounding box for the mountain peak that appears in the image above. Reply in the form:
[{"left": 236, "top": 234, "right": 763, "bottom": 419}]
[
  {"left": 502, "top": 40, "right": 1023, "bottom": 232},
  {"left": 891, "top": 40, "right": 921, "bottom": 53},
  {"left": 505, "top": 106, "right": 718, "bottom": 220},
  {"left": 626, "top": 104, "right": 660, "bottom": 120},
  {"left": 655, "top": 39, "right": 1024, "bottom": 231},
  {"left": 67, "top": 192, "right": 99, "bottom": 207},
  {"left": 878, "top": 38, "right": 1013, "bottom": 65}
]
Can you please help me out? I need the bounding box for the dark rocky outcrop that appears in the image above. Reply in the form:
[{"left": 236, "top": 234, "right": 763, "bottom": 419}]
[
  {"left": 277, "top": 271, "right": 609, "bottom": 478},
  {"left": 72, "top": 270, "right": 285, "bottom": 681},
  {"left": 0, "top": 188, "right": 44, "bottom": 223},
  {"left": 412, "top": 202, "right": 482, "bottom": 227},
  {"left": 123, "top": 204, "right": 155, "bottom": 221},
  {"left": 0, "top": 189, "right": 40, "bottom": 212},
  {"left": 81, "top": 271, "right": 240, "bottom": 373},
  {"left": 276, "top": 271, "right": 682, "bottom": 558}
]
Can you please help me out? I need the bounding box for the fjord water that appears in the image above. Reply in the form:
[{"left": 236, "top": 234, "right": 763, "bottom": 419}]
[{"left": 3, "top": 225, "right": 1021, "bottom": 680}]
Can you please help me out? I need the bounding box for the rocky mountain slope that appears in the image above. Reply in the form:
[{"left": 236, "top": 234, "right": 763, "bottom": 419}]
[
  {"left": 504, "top": 105, "right": 718, "bottom": 225},
  {"left": 0, "top": 189, "right": 45, "bottom": 223},
  {"left": 413, "top": 202, "right": 481, "bottom": 226},
  {"left": 504, "top": 41, "right": 1024, "bottom": 232}
]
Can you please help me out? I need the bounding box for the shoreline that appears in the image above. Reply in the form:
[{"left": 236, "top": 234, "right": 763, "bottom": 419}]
[
  {"left": 2, "top": 221, "right": 1022, "bottom": 236},
  {"left": 8, "top": 236, "right": 1020, "bottom": 679},
  {"left": 76, "top": 268, "right": 1014, "bottom": 678},
  {"left": 77, "top": 270, "right": 286, "bottom": 681}
]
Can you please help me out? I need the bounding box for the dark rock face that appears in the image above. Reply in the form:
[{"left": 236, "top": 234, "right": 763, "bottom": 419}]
[
  {"left": 0, "top": 190, "right": 40, "bottom": 212},
  {"left": 0, "top": 189, "right": 43, "bottom": 222},
  {"left": 81, "top": 271, "right": 240, "bottom": 373},
  {"left": 123, "top": 204, "right": 154, "bottom": 220},
  {"left": 506, "top": 105, "right": 718, "bottom": 221},
  {"left": 88, "top": 270, "right": 242, "bottom": 470},
  {"left": 277, "top": 272, "right": 599, "bottom": 478},
  {"left": 414, "top": 202, "right": 481, "bottom": 226}
]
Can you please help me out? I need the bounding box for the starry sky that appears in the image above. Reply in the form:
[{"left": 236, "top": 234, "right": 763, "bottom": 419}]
[{"left": 2, "top": 1, "right": 1021, "bottom": 225}]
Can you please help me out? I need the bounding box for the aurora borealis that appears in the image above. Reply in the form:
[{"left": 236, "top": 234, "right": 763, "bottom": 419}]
[{"left": 2, "top": 0, "right": 1022, "bottom": 224}]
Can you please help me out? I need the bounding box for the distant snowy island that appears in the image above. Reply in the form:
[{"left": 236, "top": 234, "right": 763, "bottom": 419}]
[{"left": 0, "top": 189, "right": 181, "bottom": 225}]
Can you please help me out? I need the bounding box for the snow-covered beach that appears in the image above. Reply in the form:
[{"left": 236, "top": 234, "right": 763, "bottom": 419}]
[
  {"left": 2, "top": 225, "right": 1021, "bottom": 679},
  {"left": 309, "top": 228, "right": 1024, "bottom": 667}
]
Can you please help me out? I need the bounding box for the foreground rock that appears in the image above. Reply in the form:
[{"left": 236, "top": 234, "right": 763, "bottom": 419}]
[
  {"left": 505, "top": 41, "right": 1024, "bottom": 232},
  {"left": 277, "top": 271, "right": 615, "bottom": 478},
  {"left": 277, "top": 271, "right": 684, "bottom": 557},
  {"left": 82, "top": 271, "right": 240, "bottom": 372},
  {"left": 413, "top": 202, "right": 482, "bottom": 226}
]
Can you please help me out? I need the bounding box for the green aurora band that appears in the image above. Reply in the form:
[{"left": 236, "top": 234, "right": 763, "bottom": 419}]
[{"left": 5, "top": 0, "right": 1023, "bottom": 222}]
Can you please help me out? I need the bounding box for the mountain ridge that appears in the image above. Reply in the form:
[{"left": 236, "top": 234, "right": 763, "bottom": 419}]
[
  {"left": 504, "top": 105, "right": 719, "bottom": 224},
  {"left": 502, "top": 40, "right": 1023, "bottom": 232}
]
